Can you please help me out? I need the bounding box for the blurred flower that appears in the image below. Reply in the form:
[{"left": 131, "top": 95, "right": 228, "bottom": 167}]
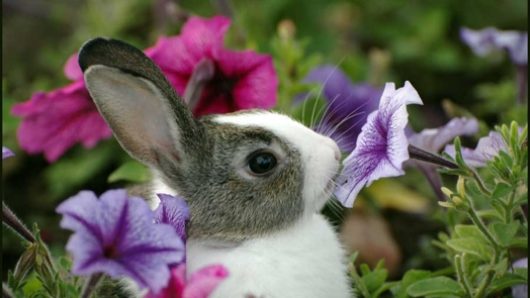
[
  {"left": 334, "top": 81, "right": 423, "bottom": 207},
  {"left": 460, "top": 27, "right": 528, "bottom": 66},
  {"left": 146, "top": 15, "right": 278, "bottom": 116},
  {"left": 154, "top": 193, "right": 190, "bottom": 242},
  {"left": 56, "top": 189, "right": 185, "bottom": 293},
  {"left": 146, "top": 263, "right": 229, "bottom": 298},
  {"left": 2, "top": 147, "right": 14, "bottom": 159},
  {"left": 512, "top": 258, "right": 528, "bottom": 298},
  {"left": 407, "top": 118, "right": 479, "bottom": 200},
  {"left": 444, "top": 131, "right": 506, "bottom": 168},
  {"left": 301, "top": 65, "right": 381, "bottom": 152},
  {"left": 11, "top": 69, "right": 112, "bottom": 162}
]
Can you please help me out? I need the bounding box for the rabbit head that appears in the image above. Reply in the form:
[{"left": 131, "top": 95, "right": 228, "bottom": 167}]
[{"left": 79, "top": 38, "right": 340, "bottom": 242}]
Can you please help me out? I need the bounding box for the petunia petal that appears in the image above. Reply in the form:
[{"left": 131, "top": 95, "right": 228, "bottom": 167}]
[
  {"left": 64, "top": 53, "right": 83, "bottom": 81},
  {"left": 334, "top": 81, "right": 423, "bottom": 207},
  {"left": 408, "top": 117, "right": 479, "bottom": 153},
  {"left": 57, "top": 189, "right": 185, "bottom": 293},
  {"left": 154, "top": 193, "right": 190, "bottom": 241},
  {"left": 11, "top": 81, "right": 112, "bottom": 162},
  {"left": 444, "top": 131, "right": 507, "bottom": 168}
]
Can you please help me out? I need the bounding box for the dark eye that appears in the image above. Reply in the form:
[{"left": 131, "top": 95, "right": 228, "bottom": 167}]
[{"left": 248, "top": 151, "right": 277, "bottom": 175}]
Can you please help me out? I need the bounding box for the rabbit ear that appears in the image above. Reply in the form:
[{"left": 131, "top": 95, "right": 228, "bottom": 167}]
[{"left": 79, "top": 38, "right": 203, "bottom": 168}]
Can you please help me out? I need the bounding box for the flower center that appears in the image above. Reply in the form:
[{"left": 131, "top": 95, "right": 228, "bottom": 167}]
[{"left": 103, "top": 245, "right": 119, "bottom": 259}]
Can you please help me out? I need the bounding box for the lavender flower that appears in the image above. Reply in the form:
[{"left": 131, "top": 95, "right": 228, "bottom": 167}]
[
  {"left": 334, "top": 81, "right": 423, "bottom": 207},
  {"left": 460, "top": 27, "right": 528, "bottom": 66},
  {"left": 302, "top": 65, "right": 381, "bottom": 152},
  {"left": 2, "top": 147, "right": 14, "bottom": 159},
  {"left": 154, "top": 193, "right": 189, "bottom": 242},
  {"left": 444, "top": 131, "right": 507, "bottom": 168},
  {"left": 407, "top": 117, "right": 479, "bottom": 200},
  {"left": 56, "top": 189, "right": 185, "bottom": 293}
]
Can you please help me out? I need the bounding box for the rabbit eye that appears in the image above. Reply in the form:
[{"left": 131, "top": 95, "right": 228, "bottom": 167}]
[{"left": 248, "top": 151, "right": 277, "bottom": 175}]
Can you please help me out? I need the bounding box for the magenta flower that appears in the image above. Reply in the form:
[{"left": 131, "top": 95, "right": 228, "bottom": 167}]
[
  {"left": 146, "top": 263, "right": 229, "bottom": 298},
  {"left": 444, "top": 131, "right": 508, "bottom": 168},
  {"left": 154, "top": 193, "right": 190, "bottom": 242},
  {"left": 334, "top": 81, "right": 423, "bottom": 207},
  {"left": 145, "top": 15, "right": 278, "bottom": 116},
  {"left": 301, "top": 65, "right": 381, "bottom": 152},
  {"left": 56, "top": 189, "right": 185, "bottom": 293},
  {"left": 3, "top": 147, "right": 14, "bottom": 159},
  {"left": 11, "top": 73, "right": 112, "bottom": 163}
]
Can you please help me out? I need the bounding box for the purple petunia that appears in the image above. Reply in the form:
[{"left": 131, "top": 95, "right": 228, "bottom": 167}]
[
  {"left": 444, "top": 130, "right": 507, "bottom": 168},
  {"left": 334, "top": 81, "right": 423, "bottom": 207},
  {"left": 460, "top": 27, "right": 528, "bottom": 66},
  {"left": 3, "top": 147, "right": 14, "bottom": 159},
  {"left": 407, "top": 117, "right": 479, "bottom": 200},
  {"left": 301, "top": 65, "right": 381, "bottom": 152},
  {"left": 154, "top": 193, "right": 190, "bottom": 243},
  {"left": 56, "top": 189, "right": 185, "bottom": 293}
]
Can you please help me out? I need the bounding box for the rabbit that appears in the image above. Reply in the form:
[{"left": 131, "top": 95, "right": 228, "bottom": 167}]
[{"left": 78, "top": 37, "right": 353, "bottom": 298}]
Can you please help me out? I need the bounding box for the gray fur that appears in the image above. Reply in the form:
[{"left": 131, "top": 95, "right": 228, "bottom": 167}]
[{"left": 79, "top": 38, "right": 305, "bottom": 242}]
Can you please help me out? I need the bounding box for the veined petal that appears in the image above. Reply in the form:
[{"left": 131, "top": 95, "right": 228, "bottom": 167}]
[
  {"left": 57, "top": 189, "right": 185, "bottom": 293},
  {"left": 154, "top": 194, "right": 190, "bottom": 241},
  {"left": 334, "top": 82, "right": 423, "bottom": 207}
]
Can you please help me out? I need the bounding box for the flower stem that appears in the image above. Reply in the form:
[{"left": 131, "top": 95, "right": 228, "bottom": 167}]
[
  {"left": 408, "top": 145, "right": 458, "bottom": 169},
  {"left": 80, "top": 273, "right": 104, "bottom": 298},
  {"left": 2, "top": 202, "right": 35, "bottom": 243},
  {"left": 455, "top": 254, "right": 473, "bottom": 298},
  {"left": 468, "top": 204, "right": 499, "bottom": 249},
  {"left": 184, "top": 58, "right": 215, "bottom": 112},
  {"left": 469, "top": 168, "right": 492, "bottom": 196}
]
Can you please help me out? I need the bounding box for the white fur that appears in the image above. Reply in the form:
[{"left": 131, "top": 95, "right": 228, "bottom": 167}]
[
  {"left": 214, "top": 112, "right": 341, "bottom": 214},
  {"left": 150, "top": 112, "right": 352, "bottom": 298}
]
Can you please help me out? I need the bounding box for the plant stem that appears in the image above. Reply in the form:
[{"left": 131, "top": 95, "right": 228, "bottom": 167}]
[
  {"left": 408, "top": 145, "right": 458, "bottom": 169},
  {"left": 473, "top": 252, "right": 501, "bottom": 298},
  {"left": 80, "top": 273, "right": 103, "bottom": 298},
  {"left": 2, "top": 202, "right": 35, "bottom": 243},
  {"left": 455, "top": 254, "right": 473, "bottom": 298},
  {"left": 469, "top": 168, "right": 492, "bottom": 196},
  {"left": 468, "top": 205, "right": 499, "bottom": 249}
]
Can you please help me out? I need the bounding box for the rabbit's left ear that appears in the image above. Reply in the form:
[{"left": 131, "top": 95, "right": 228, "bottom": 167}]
[{"left": 79, "top": 37, "right": 204, "bottom": 169}]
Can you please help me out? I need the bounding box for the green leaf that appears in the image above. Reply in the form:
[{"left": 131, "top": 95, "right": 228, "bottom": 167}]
[
  {"left": 446, "top": 238, "right": 494, "bottom": 260},
  {"left": 489, "top": 222, "right": 519, "bottom": 247},
  {"left": 407, "top": 276, "right": 463, "bottom": 297},
  {"left": 489, "top": 272, "right": 527, "bottom": 293},
  {"left": 361, "top": 266, "right": 388, "bottom": 293},
  {"left": 491, "top": 182, "right": 513, "bottom": 200},
  {"left": 509, "top": 237, "right": 528, "bottom": 249},
  {"left": 454, "top": 225, "right": 485, "bottom": 241},
  {"left": 391, "top": 270, "right": 432, "bottom": 298},
  {"left": 108, "top": 160, "right": 151, "bottom": 183}
]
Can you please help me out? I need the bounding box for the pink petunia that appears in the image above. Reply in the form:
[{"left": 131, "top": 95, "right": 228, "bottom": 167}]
[
  {"left": 145, "top": 263, "right": 229, "bottom": 298},
  {"left": 12, "top": 16, "right": 278, "bottom": 162},
  {"left": 146, "top": 15, "right": 278, "bottom": 116},
  {"left": 11, "top": 79, "right": 112, "bottom": 162}
]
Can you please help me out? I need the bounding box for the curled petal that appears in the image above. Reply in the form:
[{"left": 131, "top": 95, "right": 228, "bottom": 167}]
[{"left": 334, "top": 81, "right": 423, "bottom": 207}]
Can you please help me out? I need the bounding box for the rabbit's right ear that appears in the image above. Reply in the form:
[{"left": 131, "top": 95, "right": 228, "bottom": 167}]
[{"left": 79, "top": 38, "right": 203, "bottom": 168}]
